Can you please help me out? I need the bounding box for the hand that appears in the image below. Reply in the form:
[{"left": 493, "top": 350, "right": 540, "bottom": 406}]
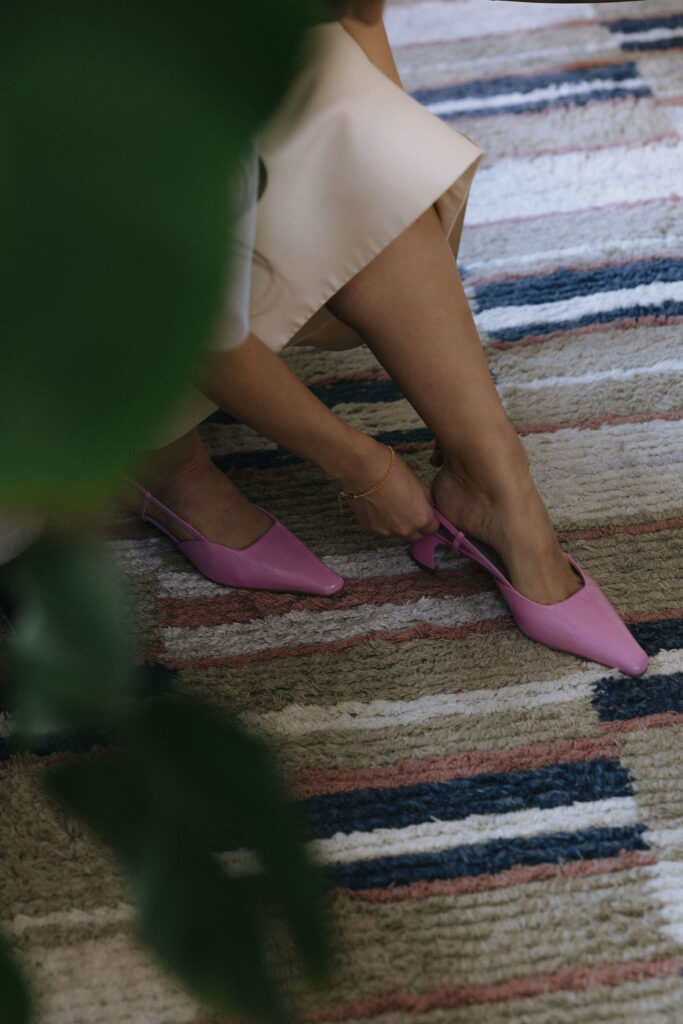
[
  {"left": 345, "top": 0, "right": 385, "bottom": 23},
  {"left": 339, "top": 443, "right": 439, "bottom": 542}
]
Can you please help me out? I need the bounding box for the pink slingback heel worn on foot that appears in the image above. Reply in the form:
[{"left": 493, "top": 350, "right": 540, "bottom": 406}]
[
  {"left": 131, "top": 482, "right": 344, "bottom": 595},
  {"left": 411, "top": 509, "right": 648, "bottom": 676}
]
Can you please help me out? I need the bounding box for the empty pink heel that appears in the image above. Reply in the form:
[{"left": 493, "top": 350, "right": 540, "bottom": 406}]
[
  {"left": 132, "top": 482, "right": 344, "bottom": 595},
  {"left": 411, "top": 510, "right": 648, "bottom": 676}
]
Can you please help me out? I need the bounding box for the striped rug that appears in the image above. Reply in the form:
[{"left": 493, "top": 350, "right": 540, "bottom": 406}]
[{"left": 2, "top": 1, "right": 682, "bottom": 1021}]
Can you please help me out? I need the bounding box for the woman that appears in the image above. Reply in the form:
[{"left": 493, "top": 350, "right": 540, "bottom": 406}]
[{"left": 128, "top": 7, "right": 648, "bottom": 676}]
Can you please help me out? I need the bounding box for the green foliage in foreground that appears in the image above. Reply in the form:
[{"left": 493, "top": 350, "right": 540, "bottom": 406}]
[
  {"left": 3, "top": 536, "right": 329, "bottom": 1022},
  {"left": 0, "top": 933, "right": 32, "bottom": 1024},
  {"left": 1, "top": 0, "right": 320, "bottom": 511},
  {"left": 1, "top": 1, "right": 338, "bottom": 1019}
]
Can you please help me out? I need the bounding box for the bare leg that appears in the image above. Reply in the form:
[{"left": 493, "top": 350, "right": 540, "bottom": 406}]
[
  {"left": 327, "top": 206, "right": 580, "bottom": 604},
  {"left": 126, "top": 427, "right": 271, "bottom": 549}
]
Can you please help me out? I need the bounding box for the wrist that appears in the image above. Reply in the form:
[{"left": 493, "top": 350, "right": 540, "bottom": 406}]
[{"left": 324, "top": 425, "right": 390, "bottom": 494}]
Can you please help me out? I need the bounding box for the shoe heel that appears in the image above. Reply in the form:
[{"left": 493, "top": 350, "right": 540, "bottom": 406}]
[{"left": 411, "top": 533, "right": 441, "bottom": 570}]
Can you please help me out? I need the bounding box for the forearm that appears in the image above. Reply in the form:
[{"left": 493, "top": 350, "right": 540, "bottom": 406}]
[{"left": 198, "top": 331, "right": 381, "bottom": 489}]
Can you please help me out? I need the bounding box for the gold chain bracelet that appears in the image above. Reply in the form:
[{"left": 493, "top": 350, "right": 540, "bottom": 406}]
[{"left": 338, "top": 446, "right": 395, "bottom": 514}]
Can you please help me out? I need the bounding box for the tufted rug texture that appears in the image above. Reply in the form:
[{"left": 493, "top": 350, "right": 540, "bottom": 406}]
[{"left": 2, "top": 1, "right": 683, "bottom": 1021}]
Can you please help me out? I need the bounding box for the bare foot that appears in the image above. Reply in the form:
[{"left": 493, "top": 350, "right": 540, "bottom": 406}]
[
  {"left": 432, "top": 464, "right": 581, "bottom": 605},
  {"left": 124, "top": 461, "right": 271, "bottom": 551}
]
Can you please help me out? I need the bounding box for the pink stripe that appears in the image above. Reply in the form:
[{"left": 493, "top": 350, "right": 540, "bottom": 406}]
[
  {"left": 508, "top": 130, "right": 680, "bottom": 165},
  {"left": 294, "top": 735, "right": 622, "bottom": 799},
  {"left": 519, "top": 411, "right": 683, "bottom": 436},
  {"left": 601, "top": 710, "right": 683, "bottom": 735},
  {"left": 622, "top": 607, "right": 683, "bottom": 624},
  {"left": 337, "top": 850, "right": 656, "bottom": 904},
  {"left": 557, "top": 519, "right": 683, "bottom": 541},
  {"left": 304, "top": 958, "right": 683, "bottom": 1021},
  {"left": 158, "top": 567, "right": 485, "bottom": 629},
  {"left": 466, "top": 194, "right": 679, "bottom": 231}
]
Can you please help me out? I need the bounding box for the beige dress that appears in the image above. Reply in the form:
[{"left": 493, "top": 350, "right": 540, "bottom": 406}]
[{"left": 162, "top": 21, "right": 482, "bottom": 442}]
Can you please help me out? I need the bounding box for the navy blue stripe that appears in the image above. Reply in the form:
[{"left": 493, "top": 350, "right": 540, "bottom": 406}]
[
  {"left": 631, "top": 617, "right": 683, "bottom": 656},
  {"left": 330, "top": 824, "right": 649, "bottom": 890},
  {"left": 621, "top": 38, "right": 683, "bottom": 53},
  {"left": 206, "top": 379, "right": 408, "bottom": 426},
  {"left": 475, "top": 258, "right": 683, "bottom": 312},
  {"left": 486, "top": 300, "right": 683, "bottom": 343},
  {"left": 211, "top": 427, "right": 434, "bottom": 471},
  {"left": 593, "top": 671, "right": 683, "bottom": 722},
  {"left": 439, "top": 87, "right": 651, "bottom": 120},
  {"left": 412, "top": 61, "right": 641, "bottom": 105},
  {"left": 309, "top": 378, "right": 406, "bottom": 408},
  {"left": 607, "top": 13, "right": 683, "bottom": 33},
  {"left": 303, "top": 759, "right": 632, "bottom": 839}
]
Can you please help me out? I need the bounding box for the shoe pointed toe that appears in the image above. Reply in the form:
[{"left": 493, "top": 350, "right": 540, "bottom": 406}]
[
  {"left": 179, "top": 522, "right": 344, "bottom": 594},
  {"left": 504, "top": 569, "right": 648, "bottom": 675}
]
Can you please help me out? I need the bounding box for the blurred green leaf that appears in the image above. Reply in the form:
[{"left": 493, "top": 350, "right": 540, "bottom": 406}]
[
  {"left": 7, "top": 535, "right": 136, "bottom": 739},
  {"left": 1, "top": 0, "right": 318, "bottom": 510},
  {"left": 46, "top": 696, "right": 330, "bottom": 1023},
  {"left": 138, "top": 696, "right": 329, "bottom": 982},
  {"left": 46, "top": 754, "right": 285, "bottom": 1021},
  {"left": 0, "top": 930, "right": 32, "bottom": 1024}
]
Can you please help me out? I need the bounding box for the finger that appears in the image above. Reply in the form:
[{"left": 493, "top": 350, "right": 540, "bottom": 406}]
[{"left": 419, "top": 512, "right": 440, "bottom": 535}]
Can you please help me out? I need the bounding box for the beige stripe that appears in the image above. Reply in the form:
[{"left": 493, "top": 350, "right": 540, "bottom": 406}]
[
  {"left": 180, "top": 627, "right": 586, "bottom": 713},
  {"left": 490, "top": 325, "right": 682, "bottom": 427},
  {"left": 309, "top": 869, "right": 681, "bottom": 1005},
  {"left": 449, "top": 97, "right": 676, "bottom": 165},
  {"left": 459, "top": 199, "right": 680, "bottom": 269},
  {"left": 0, "top": 766, "right": 128, "bottom": 920},
  {"left": 619, "top": 719, "right": 683, "bottom": 833},
  {"left": 19, "top": 930, "right": 197, "bottom": 1024},
  {"left": 339, "top": 975, "right": 683, "bottom": 1024},
  {"left": 281, "top": 342, "right": 382, "bottom": 381},
  {"left": 268, "top": 701, "right": 601, "bottom": 778},
  {"left": 395, "top": 25, "right": 626, "bottom": 91}
]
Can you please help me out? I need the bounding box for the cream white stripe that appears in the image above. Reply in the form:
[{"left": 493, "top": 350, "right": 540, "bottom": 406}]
[
  {"left": 467, "top": 141, "right": 683, "bottom": 223},
  {"left": 427, "top": 76, "right": 644, "bottom": 116},
  {"left": 310, "top": 797, "right": 640, "bottom": 864},
  {"left": 162, "top": 591, "right": 506, "bottom": 658},
  {"left": 647, "top": 827, "right": 683, "bottom": 853},
  {"left": 242, "top": 650, "right": 681, "bottom": 737},
  {"left": 475, "top": 281, "right": 683, "bottom": 332},
  {"left": 6, "top": 903, "right": 133, "bottom": 937},
  {"left": 496, "top": 359, "right": 683, "bottom": 392},
  {"left": 643, "top": 862, "right": 683, "bottom": 944},
  {"left": 611, "top": 26, "right": 683, "bottom": 46},
  {"left": 385, "top": 0, "right": 595, "bottom": 47},
  {"left": 243, "top": 667, "right": 597, "bottom": 737}
]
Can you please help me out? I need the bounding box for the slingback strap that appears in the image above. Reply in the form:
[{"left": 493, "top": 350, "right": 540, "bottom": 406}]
[
  {"left": 127, "top": 477, "right": 206, "bottom": 544},
  {"left": 432, "top": 509, "right": 466, "bottom": 553}
]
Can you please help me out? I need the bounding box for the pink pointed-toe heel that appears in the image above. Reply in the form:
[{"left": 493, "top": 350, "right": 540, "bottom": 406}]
[
  {"left": 411, "top": 509, "right": 648, "bottom": 677},
  {"left": 131, "top": 482, "right": 344, "bottom": 595}
]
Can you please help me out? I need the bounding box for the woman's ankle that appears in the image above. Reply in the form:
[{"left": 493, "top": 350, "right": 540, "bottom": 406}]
[{"left": 133, "top": 432, "right": 212, "bottom": 500}]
